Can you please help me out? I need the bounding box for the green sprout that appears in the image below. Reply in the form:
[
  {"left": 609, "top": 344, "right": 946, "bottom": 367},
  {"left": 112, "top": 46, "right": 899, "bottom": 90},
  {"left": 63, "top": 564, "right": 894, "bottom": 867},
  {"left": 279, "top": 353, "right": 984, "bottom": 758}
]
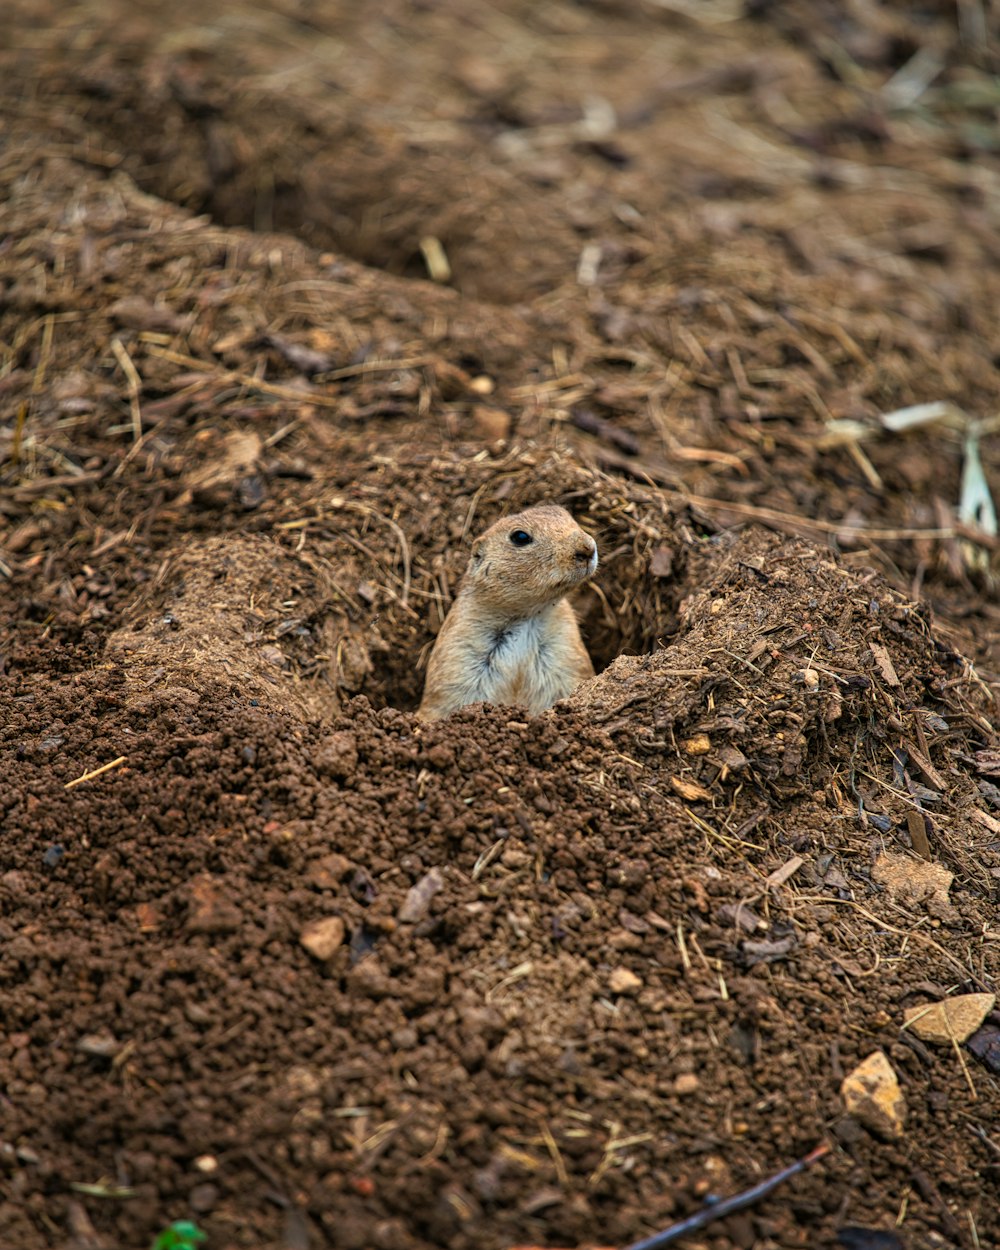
[{"left": 151, "top": 1221, "right": 207, "bottom": 1250}]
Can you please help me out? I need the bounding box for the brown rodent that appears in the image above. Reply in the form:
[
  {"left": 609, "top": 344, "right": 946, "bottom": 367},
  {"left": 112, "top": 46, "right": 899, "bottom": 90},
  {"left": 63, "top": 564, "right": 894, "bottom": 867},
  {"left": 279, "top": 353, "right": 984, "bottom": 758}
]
[{"left": 418, "top": 504, "right": 598, "bottom": 720}]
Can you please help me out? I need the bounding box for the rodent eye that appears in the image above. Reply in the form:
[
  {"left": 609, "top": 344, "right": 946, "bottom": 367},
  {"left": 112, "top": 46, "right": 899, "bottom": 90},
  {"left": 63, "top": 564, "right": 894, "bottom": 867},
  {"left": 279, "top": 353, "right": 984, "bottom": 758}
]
[{"left": 509, "top": 529, "right": 534, "bottom": 547}]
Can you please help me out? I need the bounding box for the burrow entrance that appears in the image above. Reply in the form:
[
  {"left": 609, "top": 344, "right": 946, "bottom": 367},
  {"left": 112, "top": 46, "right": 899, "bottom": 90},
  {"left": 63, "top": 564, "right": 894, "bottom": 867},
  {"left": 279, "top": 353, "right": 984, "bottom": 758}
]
[{"left": 104, "top": 450, "right": 697, "bottom": 720}]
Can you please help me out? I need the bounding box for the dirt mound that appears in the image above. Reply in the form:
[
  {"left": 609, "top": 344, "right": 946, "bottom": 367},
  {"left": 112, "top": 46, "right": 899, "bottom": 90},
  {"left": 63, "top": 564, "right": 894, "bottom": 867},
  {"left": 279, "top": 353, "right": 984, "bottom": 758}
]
[
  {"left": 100, "top": 448, "right": 692, "bottom": 719},
  {"left": 3, "top": 470, "right": 1000, "bottom": 1250}
]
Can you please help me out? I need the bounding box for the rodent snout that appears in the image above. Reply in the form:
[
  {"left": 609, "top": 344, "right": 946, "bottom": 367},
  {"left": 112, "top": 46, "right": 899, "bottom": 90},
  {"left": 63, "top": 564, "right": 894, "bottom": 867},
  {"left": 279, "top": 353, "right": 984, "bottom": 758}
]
[{"left": 574, "top": 538, "right": 598, "bottom": 574}]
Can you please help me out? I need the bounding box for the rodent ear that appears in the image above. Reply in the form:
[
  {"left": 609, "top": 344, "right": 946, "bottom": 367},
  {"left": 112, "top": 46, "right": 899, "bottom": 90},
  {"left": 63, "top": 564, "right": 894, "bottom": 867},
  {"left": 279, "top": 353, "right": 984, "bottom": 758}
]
[{"left": 470, "top": 536, "right": 485, "bottom": 563}]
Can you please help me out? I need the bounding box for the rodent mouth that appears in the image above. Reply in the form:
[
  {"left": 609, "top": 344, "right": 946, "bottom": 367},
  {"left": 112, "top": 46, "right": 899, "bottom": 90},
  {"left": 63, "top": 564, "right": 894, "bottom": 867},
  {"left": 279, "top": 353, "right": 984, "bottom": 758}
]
[{"left": 564, "top": 561, "right": 596, "bottom": 587}]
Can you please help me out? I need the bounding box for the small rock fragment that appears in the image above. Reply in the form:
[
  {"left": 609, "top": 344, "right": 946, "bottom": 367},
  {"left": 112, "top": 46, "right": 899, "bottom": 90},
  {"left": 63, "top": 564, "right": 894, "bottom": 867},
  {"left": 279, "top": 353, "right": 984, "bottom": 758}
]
[
  {"left": 189, "top": 1182, "right": 219, "bottom": 1212},
  {"left": 471, "top": 405, "right": 512, "bottom": 442},
  {"left": 238, "top": 474, "right": 267, "bottom": 511},
  {"left": 194, "top": 1155, "right": 218, "bottom": 1174},
  {"left": 186, "top": 876, "right": 242, "bottom": 934},
  {"left": 649, "top": 545, "right": 674, "bottom": 578},
  {"left": 903, "top": 993, "right": 996, "bottom": 1045},
  {"left": 873, "top": 853, "right": 953, "bottom": 914},
  {"left": 0, "top": 870, "right": 28, "bottom": 895},
  {"left": 674, "top": 1072, "right": 700, "bottom": 1095},
  {"left": 77, "top": 1033, "right": 120, "bottom": 1060},
  {"left": 717, "top": 902, "right": 764, "bottom": 933},
  {"left": 500, "top": 846, "right": 530, "bottom": 870},
  {"left": 134, "top": 902, "right": 162, "bottom": 932},
  {"left": 741, "top": 934, "right": 796, "bottom": 965},
  {"left": 306, "top": 853, "right": 352, "bottom": 889},
  {"left": 398, "top": 868, "right": 445, "bottom": 923},
  {"left": 109, "top": 295, "right": 183, "bottom": 333},
  {"left": 682, "top": 733, "right": 711, "bottom": 755},
  {"left": 869, "top": 642, "right": 900, "bottom": 687},
  {"left": 299, "top": 916, "right": 346, "bottom": 961},
  {"left": 606, "top": 859, "right": 648, "bottom": 889},
  {"left": 841, "top": 1050, "right": 906, "bottom": 1139},
  {"left": 347, "top": 955, "right": 391, "bottom": 999},
  {"left": 716, "top": 745, "right": 748, "bottom": 772},
  {"left": 608, "top": 967, "right": 642, "bottom": 995},
  {"left": 262, "top": 330, "right": 336, "bottom": 376}
]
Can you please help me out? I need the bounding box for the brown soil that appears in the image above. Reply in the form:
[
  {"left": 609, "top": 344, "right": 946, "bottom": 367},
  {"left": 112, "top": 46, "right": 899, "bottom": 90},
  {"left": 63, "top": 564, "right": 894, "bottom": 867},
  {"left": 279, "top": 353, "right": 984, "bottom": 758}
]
[{"left": 2, "top": 3, "right": 999, "bottom": 1250}]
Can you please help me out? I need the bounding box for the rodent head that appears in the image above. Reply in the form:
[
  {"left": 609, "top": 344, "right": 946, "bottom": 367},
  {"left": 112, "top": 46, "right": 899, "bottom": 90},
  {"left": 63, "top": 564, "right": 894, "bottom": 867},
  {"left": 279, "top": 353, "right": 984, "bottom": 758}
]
[{"left": 464, "top": 504, "right": 598, "bottom": 619}]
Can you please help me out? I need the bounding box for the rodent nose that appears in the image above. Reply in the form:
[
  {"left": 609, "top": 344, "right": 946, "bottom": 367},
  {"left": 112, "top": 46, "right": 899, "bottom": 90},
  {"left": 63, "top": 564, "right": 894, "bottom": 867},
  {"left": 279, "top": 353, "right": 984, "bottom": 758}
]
[{"left": 575, "top": 540, "right": 597, "bottom": 563}]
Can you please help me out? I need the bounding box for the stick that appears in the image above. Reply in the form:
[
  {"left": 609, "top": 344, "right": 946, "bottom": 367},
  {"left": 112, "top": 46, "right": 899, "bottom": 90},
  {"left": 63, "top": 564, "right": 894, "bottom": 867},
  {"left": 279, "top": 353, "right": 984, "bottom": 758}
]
[
  {"left": 622, "top": 1142, "right": 831, "bottom": 1250},
  {"left": 64, "top": 756, "right": 128, "bottom": 790},
  {"left": 111, "top": 337, "right": 143, "bottom": 443},
  {"left": 143, "top": 344, "right": 430, "bottom": 408},
  {"left": 675, "top": 492, "right": 973, "bottom": 544}
]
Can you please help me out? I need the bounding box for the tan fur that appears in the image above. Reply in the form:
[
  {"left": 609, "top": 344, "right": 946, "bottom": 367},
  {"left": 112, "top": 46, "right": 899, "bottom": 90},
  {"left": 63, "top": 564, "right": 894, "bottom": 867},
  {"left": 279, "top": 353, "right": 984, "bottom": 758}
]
[{"left": 418, "top": 505, "right": 598, "bottom": 720}]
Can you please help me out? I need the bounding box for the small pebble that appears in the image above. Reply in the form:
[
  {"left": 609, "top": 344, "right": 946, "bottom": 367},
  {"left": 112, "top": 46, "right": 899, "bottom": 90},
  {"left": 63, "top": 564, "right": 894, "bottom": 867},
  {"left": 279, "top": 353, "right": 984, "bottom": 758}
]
[
  {"left": 299, "top": 916, "right": 346, "bottom": 961},
  {"left": 76, "top": 1033, "right": 120, "bottom": 1059},
  {"left": 608, "top": 967, "right": 642, "bottom": 995},
  {"left": 903, "top": 993, "right": 995, "bottom": 1045},
  {"left": 398, "top": 868, "right": 445, "bottom": 923},
  {"left": 841, "top": 1050, "right": 906, "bottom": 1138},
  {"left": 674, "top": 1073, "right": 700, "bottom": 1095}
]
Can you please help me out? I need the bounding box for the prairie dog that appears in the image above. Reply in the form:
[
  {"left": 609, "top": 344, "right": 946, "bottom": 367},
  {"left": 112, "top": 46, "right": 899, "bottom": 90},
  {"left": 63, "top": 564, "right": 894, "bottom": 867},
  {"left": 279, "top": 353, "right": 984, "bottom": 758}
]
[{"left": 418, "top": 504, "right": 598, "bottom": 720}]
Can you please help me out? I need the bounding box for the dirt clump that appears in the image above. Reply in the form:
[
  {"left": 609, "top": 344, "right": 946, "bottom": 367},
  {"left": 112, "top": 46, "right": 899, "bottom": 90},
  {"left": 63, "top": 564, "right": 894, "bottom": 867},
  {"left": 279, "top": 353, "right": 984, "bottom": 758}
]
[{"left": 3, "top": 504, "right": 999, "bottom": 1250}]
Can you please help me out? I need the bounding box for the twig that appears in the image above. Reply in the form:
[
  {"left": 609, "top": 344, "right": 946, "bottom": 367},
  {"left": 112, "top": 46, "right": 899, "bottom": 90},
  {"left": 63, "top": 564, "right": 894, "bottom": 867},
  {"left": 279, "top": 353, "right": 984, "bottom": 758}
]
[
  {"left": 64, "top": 757, "right": 128, "bottom": 790},
  {"left": 110, "top": 337, "right": 143, "bottom": 443},
  {"left": 144, "top": 344, "right": 430, "bottom": 408},
  {"left": 660, "top": 487, "right": 995, "bottom": 547},
  {"left": 9, "top": 471, "right": 103, "bottom": 498},
  {"left": 622, "top": 1141, "right": 831, "bottom": 1250},
  {"left": 11, "top": 315, "right": 55, "bottom": 464}
]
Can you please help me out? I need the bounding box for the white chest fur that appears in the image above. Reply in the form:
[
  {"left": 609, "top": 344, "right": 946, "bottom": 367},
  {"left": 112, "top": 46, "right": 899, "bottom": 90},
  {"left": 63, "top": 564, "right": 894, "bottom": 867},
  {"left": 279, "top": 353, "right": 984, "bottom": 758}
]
[{"left": 457, "top": 608, "right": 574, "bottom": 715}]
